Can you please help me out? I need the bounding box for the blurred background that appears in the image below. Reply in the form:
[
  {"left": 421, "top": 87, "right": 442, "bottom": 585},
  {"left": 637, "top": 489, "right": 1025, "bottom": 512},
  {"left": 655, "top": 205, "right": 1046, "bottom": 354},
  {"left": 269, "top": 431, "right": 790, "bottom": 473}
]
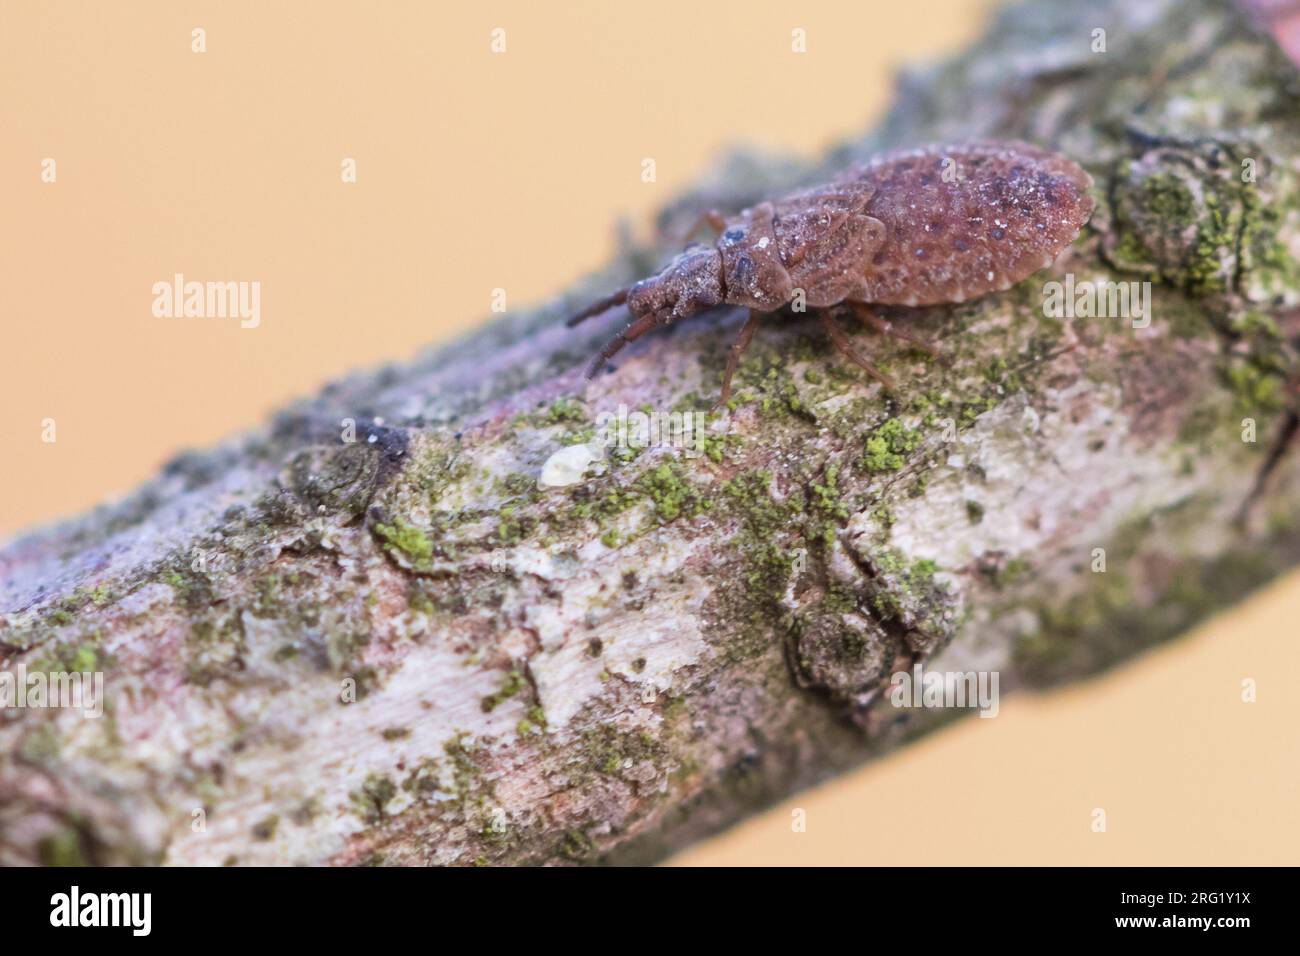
[{"left": 2, "top": 0, "right": 1296, "bottom": 864}]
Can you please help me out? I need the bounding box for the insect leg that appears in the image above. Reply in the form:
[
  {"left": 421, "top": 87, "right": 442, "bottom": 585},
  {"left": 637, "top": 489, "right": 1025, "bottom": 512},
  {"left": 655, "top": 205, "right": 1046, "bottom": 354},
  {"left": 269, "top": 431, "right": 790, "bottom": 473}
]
[
  {"left": 716, "top": 310, "right": 763, "bottom": 408},
  {"left": 818, "top": 311, "right": 896, "bottom": 392},
  {"left": 584, "top": 307, "right": 668, "bottom": 378},
  {"left": 847, "top": 302, "right": 939, "bottom": 357},
  {"left": 682, "top": 208, "right": 728, "bottom": 245},
  {"left": 566, "top": 287, "right": 630, "bottom": 328}
]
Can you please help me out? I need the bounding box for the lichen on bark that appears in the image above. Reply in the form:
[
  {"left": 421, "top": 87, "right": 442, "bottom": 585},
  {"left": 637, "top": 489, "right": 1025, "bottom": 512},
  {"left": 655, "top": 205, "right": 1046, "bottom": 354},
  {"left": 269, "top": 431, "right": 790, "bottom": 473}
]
[{"left": 2, "top": 0, "right": 1300, "bottom": 866}]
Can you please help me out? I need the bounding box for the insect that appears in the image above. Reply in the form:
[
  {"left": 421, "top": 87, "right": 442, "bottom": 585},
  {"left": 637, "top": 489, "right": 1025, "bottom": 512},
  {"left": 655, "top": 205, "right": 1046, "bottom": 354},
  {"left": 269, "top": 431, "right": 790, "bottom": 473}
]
[{"left": 567, "top": 140, "right": 1095, "bottom": 402}]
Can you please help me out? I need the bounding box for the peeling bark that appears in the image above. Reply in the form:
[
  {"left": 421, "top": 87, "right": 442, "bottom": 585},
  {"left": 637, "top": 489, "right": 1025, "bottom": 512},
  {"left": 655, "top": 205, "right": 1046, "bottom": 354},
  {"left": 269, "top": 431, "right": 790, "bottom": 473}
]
[{"left": 3, "top": 0, "right": 1300, "bottom": 866}]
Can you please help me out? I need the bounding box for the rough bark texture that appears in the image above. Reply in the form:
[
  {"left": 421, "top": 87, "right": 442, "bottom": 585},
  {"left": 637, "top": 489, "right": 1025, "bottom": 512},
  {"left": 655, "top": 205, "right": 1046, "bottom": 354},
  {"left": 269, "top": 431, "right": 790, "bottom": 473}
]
[{"left": 2, "top": 0, "right": 1299, "bottom": 866}]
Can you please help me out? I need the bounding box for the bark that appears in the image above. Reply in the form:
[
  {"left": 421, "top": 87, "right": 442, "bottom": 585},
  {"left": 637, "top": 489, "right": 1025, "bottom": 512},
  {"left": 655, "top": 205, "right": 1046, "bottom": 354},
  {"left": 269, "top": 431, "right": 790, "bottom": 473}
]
[{"left": 2, "top": 0, "right": 1300, "bottom": 866}]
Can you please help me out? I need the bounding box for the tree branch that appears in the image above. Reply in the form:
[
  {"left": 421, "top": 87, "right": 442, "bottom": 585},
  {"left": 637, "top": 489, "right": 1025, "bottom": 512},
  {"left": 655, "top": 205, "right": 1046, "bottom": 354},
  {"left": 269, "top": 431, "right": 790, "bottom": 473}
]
[{"left": 2, "top": 0, "right": 1299, "bottom": 865}]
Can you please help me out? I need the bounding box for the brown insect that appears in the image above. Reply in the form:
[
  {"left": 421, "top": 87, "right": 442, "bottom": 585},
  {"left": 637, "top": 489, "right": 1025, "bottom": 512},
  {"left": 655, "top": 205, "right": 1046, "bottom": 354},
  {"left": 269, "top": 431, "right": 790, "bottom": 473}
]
[{"left": 567, "top": 140, "right": 1095, "bottom": 402}]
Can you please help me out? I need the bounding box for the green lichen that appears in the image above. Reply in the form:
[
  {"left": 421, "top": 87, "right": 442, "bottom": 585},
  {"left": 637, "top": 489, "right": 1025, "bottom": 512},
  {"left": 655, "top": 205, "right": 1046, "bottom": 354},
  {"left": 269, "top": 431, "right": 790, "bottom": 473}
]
[
  {"left": 158, "top": 564, "right": 216, "bottom": 611},
  {"left": 291, "top": 798, "right": 321, "bottom": 825},
  {"left": 568, "top": 482, "right": 641, "bottom": 527},
  {"left": 581, "top": 724, "right": 665, "bottom": 779},
  {"left": 373, "top": 517, "right": 434, "bottom": 566},
  {"left": 480, "top": 670, "right": 526, "bottom": 713},
  {"left": 494, "top": 504, "right": 533, "bottom": 547},
  {"left": 720, "top": 470, "right": 802, "bottom": 602},
  {"left": 697, "top": 429, "right": 738, "bottom": 464},
  {"left": 30, "top": 639, "right": 103, "bottom": 676},
  {"left": 1223, "top": 358, "right": 1285, "bottom": 414},
  {"left": 994, "top": 557, "right": 1032, "bottom": 588},
  {"left": 1108, "top": 152, "right": 1297, "bottom": 300},
  {"left": 351, "top": 773, "right": 398, "bottom": 825},
  {"left": 494, "top": 472, "right": 536, "bottom": 499},
  {"left": 807, "top": 461, "right": 850, "bottom": 548},
  {"left": 1109, "top": 166, "right": 1237, "bottom": 294},
  {"left": 983, "top": 355, "right": 1026, "bottom": 395},
  {"left": 1014, "top": 503, "right": 1289, "bottom": 686},
  {"left": 18, "top": 724, "right": 61, "bottom": 763},
  {"left": 559, "top": 828, "right": 596, "bottom": 862},
  {"left": 637, "top": 462, "right": 712, "bottom": 524},
  {"left": 441, "top": 734, "right": 494, "bottom": 809},
  {"left": 38, "top": 825, "right": 89, "bottom": 867},
  {"left": 863, "top": 418, "right": 921, "bottom": 472},
  {"left": 252, "top": 815, "right": 280, "bottom": 841},
  {"left": 870, "top": 554, "right": 942, "bottom": 619},
  {"left": 725, "top": 352, "right": 819, "bottom": 423},
  {"left": 407, "top": 581, "right": 438, "bottom": 616},
  {"left": 1238, "top": 183, "right": 1300, "bottom": 295},
  {"left": 539, "top": 396, "right": 589, "bottom": 426},
  {"left": 1185, "top": 188, "right": 1236, "bottom": 296}
]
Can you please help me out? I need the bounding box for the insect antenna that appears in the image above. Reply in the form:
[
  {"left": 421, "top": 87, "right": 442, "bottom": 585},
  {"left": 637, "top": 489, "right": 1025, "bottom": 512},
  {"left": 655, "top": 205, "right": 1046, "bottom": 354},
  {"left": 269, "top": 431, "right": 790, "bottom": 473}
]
[
  {"left": 583, "top": 307, "right": 666, "bottom": 378},
  {"left": 565, "top": 287, "right": 630, "bottom": 327}
]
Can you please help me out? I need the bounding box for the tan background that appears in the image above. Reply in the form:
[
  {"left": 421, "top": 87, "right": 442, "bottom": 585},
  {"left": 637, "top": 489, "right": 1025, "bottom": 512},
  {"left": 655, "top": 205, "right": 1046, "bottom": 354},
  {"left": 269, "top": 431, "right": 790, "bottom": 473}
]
[{"left": 2, "top": 0, "right": 1296, "bottom": 865}]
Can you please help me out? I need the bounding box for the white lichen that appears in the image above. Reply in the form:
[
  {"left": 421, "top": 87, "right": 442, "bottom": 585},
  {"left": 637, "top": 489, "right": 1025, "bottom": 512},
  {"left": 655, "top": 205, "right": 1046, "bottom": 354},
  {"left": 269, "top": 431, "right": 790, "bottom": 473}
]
[{"left": 537, "top": 442, "right": 605, "bottom": 489}]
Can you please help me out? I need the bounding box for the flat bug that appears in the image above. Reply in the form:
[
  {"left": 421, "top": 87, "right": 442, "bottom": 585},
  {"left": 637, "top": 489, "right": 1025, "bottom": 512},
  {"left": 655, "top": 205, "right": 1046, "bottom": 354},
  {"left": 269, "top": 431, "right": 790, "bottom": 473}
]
[{"left": 567, "top": 141, "right": 1095, "bottom": 402}]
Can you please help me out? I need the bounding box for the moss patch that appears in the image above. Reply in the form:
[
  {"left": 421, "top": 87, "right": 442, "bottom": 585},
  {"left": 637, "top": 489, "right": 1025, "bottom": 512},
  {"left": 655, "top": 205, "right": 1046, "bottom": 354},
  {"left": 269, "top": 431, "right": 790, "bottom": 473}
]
[
  {"left": 863, "top": 419, "right": 921, "bottom": 472},
  {"left": 373, "top": 518, "right": 434, "bottom": 567}
]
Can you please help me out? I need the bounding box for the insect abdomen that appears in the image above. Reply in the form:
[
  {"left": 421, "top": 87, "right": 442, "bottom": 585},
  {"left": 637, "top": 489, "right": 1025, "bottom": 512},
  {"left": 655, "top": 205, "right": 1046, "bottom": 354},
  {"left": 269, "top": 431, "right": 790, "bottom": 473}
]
[{"left": 852, "top": 141, "right": 1095, "bottom": 306}]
